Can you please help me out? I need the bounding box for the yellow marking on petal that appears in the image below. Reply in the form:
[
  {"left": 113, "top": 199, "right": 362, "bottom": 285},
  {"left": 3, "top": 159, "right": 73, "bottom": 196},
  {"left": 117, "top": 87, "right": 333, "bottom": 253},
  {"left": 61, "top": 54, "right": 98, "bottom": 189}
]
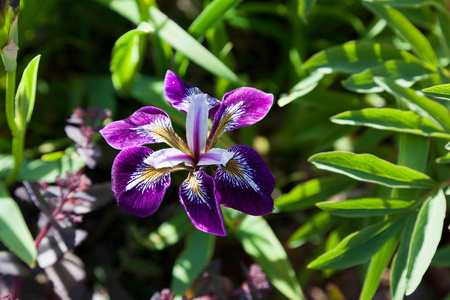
[
  {"left": 126, "top": 166, "right": 172, "bottom": 192},
  {"left": 142, "top": 124, "right": 191, "bottom": 155},
  {"left": 207, "top": 101, "right": 244, "bottom": 151}
]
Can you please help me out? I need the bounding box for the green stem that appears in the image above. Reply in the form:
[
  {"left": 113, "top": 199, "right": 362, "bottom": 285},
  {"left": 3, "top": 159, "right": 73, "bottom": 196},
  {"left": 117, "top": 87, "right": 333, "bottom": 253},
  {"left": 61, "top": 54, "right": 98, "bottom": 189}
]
[
  {"left": 7, "top": 130, "right": 24, "bottom": 185},
  {"left": 5, "top": 70, "right": 16, "bottom": 133}
]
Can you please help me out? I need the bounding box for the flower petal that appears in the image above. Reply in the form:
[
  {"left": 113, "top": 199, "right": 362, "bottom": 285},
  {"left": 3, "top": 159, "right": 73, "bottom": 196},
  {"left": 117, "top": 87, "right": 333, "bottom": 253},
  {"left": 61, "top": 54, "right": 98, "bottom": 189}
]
[
  {"left": 144, "top": 148, "right": 195, "bottom": 168},
  {"left": 112, "top": 146, "right": 171, "bottom": 217},
  {"left": 100, "top": 106, "right": 189, "bottom": 152},
  {"left": 179, "top": 171, "right": 226, "bottom": 236},
  {"left": 164, "top": 70, "right": 220, "bottom": 119},
  {"left": 186, "top": 93, "right": 209, "bottom": 157},
  {"left": 215, "top": 145, "right": 274, "bottom": 216},
  {"left": 208, "top": 88, "right": 273, "bottom": 149},
  {"left": 197, "top": 148, "right": 233, "bottom": 166}
]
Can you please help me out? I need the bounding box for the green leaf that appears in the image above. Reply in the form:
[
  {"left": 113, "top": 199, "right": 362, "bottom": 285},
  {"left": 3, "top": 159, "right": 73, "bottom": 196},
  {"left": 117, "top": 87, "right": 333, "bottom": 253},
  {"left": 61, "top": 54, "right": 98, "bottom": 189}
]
[
  {"left": 360, "top": 235, "right": 398, "bottom": 300},
  {"left": 374, "top": 77, "right": 450, "bottom": 132},
  {"left": 437, "top": 10, "right": 450, "bottom": 56},
  {"left": 317, "top": 198, "right": 415, "bottom": 217},
  {"left": 298, "top": 0, "right": 316, "bottom": 22},
  {"left": 170, "top": 230, "right": 215, "bottom": 295},
  {"left": 275, "top": 176, "right": 356, "bottom": 211},
  {"left": 236, "top": 216, "right": 305, "bottom": 300},
  {"left": 364, "top": 3, "right": 438, "bottom": 67},
  {"left": 405, "top": 189, "right": 446, "bottom": 295},
  {"left": 148, "top": 7, "right": 241, "bottom": 84},
  {"left": 288, "top": 211, "right": 340, "bottom": 248},
  {"left": 308, "top": 215, "right": 406, "bottom": 270},
  {"left": 15, "top": 55, "right": 41, "bottom": 131},
  {"left": 436, "top": 152, "right": 450, "bottom": 164},
  {"left": 0, "top": 181, "right": 36, "bottom": 267},
  {"left": 332, "top": 108, "right": 449, "bottom": 138},
  {"left": 431, "top": 245, "right": 450, "bottom": 267},
  {"left": 309, "top": 151, "right": 436, "bottom": 188},
  {"left": 189, "top": 0, "right": 243, "bottom": 38},
  {"left": 342, "top": 60, "right": 433, "bottom": 93},
  {"left": 303, "top": 41, "right": 419, "bottom": 74},
  {"left": 144, "top": 209, "right": 190, "bottom": 250},
  {"left": 277, "top": 71, "right": 324, "bottom": 107},
  {"left": 93, "top": 0, "right": 141, "bottom": 24},
  {"left": 110, "top": 23, "right": 153, "bottom": 91},
  {"left": 391, "top": 209, "right": 418, "bottom": 300},
  {"left": 422, "top": 84, "right": 450, "bottom": 101},
  {"left": 363, "top": 0, "right": 429, "bottom": 5}
]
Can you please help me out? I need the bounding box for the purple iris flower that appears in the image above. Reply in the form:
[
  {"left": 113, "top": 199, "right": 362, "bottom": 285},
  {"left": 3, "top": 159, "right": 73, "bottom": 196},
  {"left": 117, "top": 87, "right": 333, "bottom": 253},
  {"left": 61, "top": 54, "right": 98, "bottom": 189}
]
[{"left": 100, "top": 70, "right": 275, "bottom": 236}]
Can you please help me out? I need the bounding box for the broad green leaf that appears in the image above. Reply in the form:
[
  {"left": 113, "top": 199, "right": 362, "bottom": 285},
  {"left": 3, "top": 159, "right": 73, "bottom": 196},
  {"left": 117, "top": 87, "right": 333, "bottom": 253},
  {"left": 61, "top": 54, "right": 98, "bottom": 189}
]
[
  {"left": 15, "top": 55, "right": 41, "bottom": 131},
  {"left": 317, "top": 198, "right": 415, "bottom": 217},
  {"left": 144, "top": 209, "right": 190, "bottom": 250},
  {"left": 364, "top": 3, "right": 438, "bottom": 67},
  {"left": 277, "top": 71, "right": 324, "bottom": 107},
  {"left": 288, "top": 211, "right": 340, "bottom": 248},
  {"left": 148, "top": 7, "right": 241, "bottom": 84},
  {"left": 236, "top": 216, "right": 305, "bottom": 300},
  {"left": 342, "top": 60, "right": 433, "bottom": 93},
  {"left": 298, "top": 0, "right": 316, "bottom": 22},
  {"left": 422, "top": 84, "right": 450, "bottom": 101},
  {"left": 303, "top": 41, "right": 419, "bottom": 74},
  {"left": 405, "top": 189, "right": 446, "bottom": 295},
  {"left": 0, "top": 182, "right": 36, "bottom": 267},
  {"left": 110, "top": 23, "right": 153, "bottom": 91},
  {"left": 171, "top": 230, "right": 215, "bottom": 295},
  {"left": 309, "top": 151, "right": 436, "bottom": 188},
  {"left": 363, "top": 0, "right": 429, "bottom": 5},
  {"left": 189, "top": 0, "right": 243, "bottom": 38},
  {"left": 360, "top": 235, "right": 398, "bottom": 300},
  {"left": 275, "top": 176, "right": 356, "bottom": 211},
  {"left": 374, "top": 77, "right": 450, "bottom": 132},
  {"left": 332, "top": 108, "right": 449, "bottom": 138},
  {"left": 431, "top": 245, "right": 450, "bottom": 267},
  {"left": 308, "top": 215, "right": 406, "bottom": 269}
]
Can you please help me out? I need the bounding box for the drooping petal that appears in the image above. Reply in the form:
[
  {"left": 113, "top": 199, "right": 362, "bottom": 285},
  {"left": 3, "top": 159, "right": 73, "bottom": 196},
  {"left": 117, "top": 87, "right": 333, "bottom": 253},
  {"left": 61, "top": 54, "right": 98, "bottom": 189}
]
[
  {"left": 112, "top": 146, "right": 171, "bottom": 217},
  {"left": 186, "top": 93, "right": 209, "bottom": 158},
  {"left": 164, "top": 70, "right": 220, "bottom": 118},
  {"left": 197, "top": 148, "right": 233, "bottom": 167},
  {"left": 144, "top": 148, "right": 195, "bottom": 168},
  {"left": 215, "top": 145, "right": 274, "bottom": 216},
  {"left": 100, "top": 106, "right": 189, "bottom": 152},
  {"left": 179, "top": 171, "right": 226, "bottom": 236},
  {"left": 208, "top": 88, "right": 273, "bottom": 149}
]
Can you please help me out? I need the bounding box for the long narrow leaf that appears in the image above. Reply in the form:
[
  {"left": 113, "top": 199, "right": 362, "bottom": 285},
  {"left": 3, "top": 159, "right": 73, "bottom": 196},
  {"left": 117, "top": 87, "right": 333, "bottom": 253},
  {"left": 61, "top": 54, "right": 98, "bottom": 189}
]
[
  {"left": 317, "top": 198, "right": 415, "bottom": 217},
  {"left": 309, "top": 151, "right": 436, "bottom": 188},
  {"left": 148, "top": 7, "right": 241, "bottom": 84},
  {"left": 236, "top": 216, "right": 305, "bottom": 300},
  {"left": 422, "top": 83, "right": 450, "bottom": 101}
]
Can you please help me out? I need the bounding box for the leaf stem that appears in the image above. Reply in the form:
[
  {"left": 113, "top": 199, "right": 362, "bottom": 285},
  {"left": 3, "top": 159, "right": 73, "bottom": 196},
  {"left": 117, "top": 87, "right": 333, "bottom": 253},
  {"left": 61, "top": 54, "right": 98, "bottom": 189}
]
[{"left": 5, "top": 70, "right": 16, "bottom": 133}]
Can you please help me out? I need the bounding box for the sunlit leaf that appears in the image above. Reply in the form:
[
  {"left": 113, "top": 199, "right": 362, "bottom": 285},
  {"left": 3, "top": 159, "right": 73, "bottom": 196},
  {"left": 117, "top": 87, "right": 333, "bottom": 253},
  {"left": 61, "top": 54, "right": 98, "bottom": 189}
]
[
  {"left": 278, "top": 71, "right": 324, "bottom": 106},
  {"left": 309, "top": 151, "right": 436, "bottom": 188},
  {"left": 275, "top": 176, "right": 356, "bottom": 211},
  {"left": 317, "top": 198, "right": 415, "bottom": 217},
  {"left": 236, "top": 216, "right": 305, "bottom": 300},
  {"left": 436, "top": 152, "right": 450, "bottom": 164},
  {"left": 332, "top": 108, "right": 449, "bottom": 138},
  {"left": 0, "top": 181, "right": 36, "bottom": 267},
  {"left": 171, "top": 230, "right": 215, "bottom": 295},
  {"left": 148, "top": 7, "right": 241, "bottom": 84},
  {"left": 405, "top": 189, "right": 446, "bottom": 295},
  {"left": 375, "top": 77, "right": 450, "bottom": 132},
  {"left": 364, "top": 3, "right": 438, "bottom": 67},
  {"left": 303, "top": 41, "right": 419, "bottom": 74},
  {"left": 110, "top": 23, "right": 153, "bottom": 91},
  {"left": 422, "top": 83, "right": 450, "bottom": 101},
  {"left": 308, "top": 215, "right": 406, "bottom": 269},
  {"left": 15, "top": 55, "right": 41, "bottom": 130},
  {"left": 342, "top": 60, "right": 433, "bottom": 93},
  {"left": 288, "top": 211, "right": 340, "bottom": 248}
]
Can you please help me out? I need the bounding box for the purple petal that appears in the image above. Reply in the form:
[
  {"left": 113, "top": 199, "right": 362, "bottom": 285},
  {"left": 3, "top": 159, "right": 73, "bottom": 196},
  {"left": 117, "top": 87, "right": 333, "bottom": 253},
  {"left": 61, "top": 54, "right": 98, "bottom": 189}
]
[
  {"left": 179, "top": 171, "right": 226, "bottom": 236},
  {"left": 197, "top": 148, "right": 233, "bottom": 166},
  {"left": 215, "top": 145, "right": 274, "bottom": 216},
  {"left": 100, "top": 106, "right": 188, "bottom": 152},
  {"left": 144, "top": 148, "right": 195, "bottom": 168},
  {"left": 112, "top": 146, "right": 171, "bottom": 217},
  {"left": 208, "top": 88, "right": 273, "bottom": 149},
  {"left": 164, "top": 70, "right": 220, "bottom": 119},
  {"left": 186, "top": 93, "right": 209, "bottom": 157}
]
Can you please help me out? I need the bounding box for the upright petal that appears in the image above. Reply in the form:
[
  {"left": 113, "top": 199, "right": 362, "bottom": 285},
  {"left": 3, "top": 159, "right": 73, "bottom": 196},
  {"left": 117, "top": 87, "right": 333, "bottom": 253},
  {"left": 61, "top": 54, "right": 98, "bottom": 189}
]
[
  {"left": 179, "top": 171, "right": 226, "bottom": 236},
  {"left": 208, "top": 88, "right": 273, "bottom": 149},
  {"left": 164, "top": 70, "right": 220, "bottom": 118},
  {"left": 112, "top": 146, "right": 171, "bottom": 217},
  {"left": 100, "top": 106, "right": 189, "bottom": 153},
  {"left": 186, "top": 93, "right": 209, "bottom": 158},
  {"left": 215, "top": 145, "right": 274, "bottom": 216}
]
